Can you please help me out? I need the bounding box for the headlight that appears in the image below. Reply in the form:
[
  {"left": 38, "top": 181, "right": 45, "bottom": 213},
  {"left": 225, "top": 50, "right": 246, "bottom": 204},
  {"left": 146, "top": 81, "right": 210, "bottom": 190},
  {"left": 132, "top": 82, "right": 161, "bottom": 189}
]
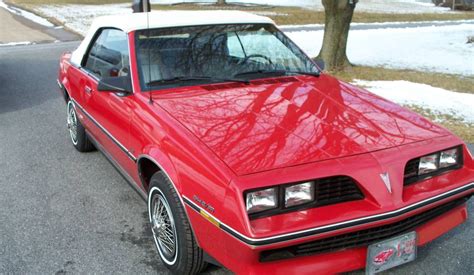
[
  {"left": 439, "top": 148, "right": 459, "bottom": 168},
  {"left": 418, "top": 153, "right": 439, "bottom": 175},
  {"left": 284, "top": 181, "right": 314, "bottom": 208},
  {"left": 246, "top": 187, "right": 277, "bottom": 214}
]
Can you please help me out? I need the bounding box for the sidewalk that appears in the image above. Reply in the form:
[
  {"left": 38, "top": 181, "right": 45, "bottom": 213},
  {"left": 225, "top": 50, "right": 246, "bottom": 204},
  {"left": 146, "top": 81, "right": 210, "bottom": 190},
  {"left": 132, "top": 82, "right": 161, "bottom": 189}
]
[{"left": 0, "top": 7, "right": 54, "bottom": 44}]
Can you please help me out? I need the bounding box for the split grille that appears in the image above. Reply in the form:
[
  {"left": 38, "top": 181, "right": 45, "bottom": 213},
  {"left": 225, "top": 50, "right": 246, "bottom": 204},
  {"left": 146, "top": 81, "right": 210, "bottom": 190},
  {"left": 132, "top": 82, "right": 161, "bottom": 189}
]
[
  {"left": 404, "top": 158, "right": 420, "bottom": 185},
  {"left": 260, "top": 195, "right": 470, "bottom": 262},
  {"left": 314, "top": 176, "right": 364, "bottom": 206}
]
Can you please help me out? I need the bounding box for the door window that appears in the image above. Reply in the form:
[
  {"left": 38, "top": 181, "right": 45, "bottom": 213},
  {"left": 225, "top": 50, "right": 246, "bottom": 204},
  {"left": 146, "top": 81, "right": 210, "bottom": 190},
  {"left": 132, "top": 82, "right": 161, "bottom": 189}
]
[{"left": 84, "top": 29, "right": 130, "bottom": 79}]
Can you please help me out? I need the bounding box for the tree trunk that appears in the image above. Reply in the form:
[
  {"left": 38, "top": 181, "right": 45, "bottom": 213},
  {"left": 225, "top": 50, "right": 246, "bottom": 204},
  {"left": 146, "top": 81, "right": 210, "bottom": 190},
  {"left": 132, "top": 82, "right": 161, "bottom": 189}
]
[
  {"left": 318, "top": 0, "right": 357, "bottom": 71},
  {"left": 217, "top": 0, "right": 226, "bottom": 5}
]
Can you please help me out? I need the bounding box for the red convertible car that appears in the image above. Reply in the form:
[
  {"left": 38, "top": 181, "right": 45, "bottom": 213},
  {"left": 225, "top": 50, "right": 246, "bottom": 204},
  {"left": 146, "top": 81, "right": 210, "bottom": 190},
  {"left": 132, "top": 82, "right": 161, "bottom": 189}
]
[{"left": 57, "top": 11, "right": 474, "bottom": 274}]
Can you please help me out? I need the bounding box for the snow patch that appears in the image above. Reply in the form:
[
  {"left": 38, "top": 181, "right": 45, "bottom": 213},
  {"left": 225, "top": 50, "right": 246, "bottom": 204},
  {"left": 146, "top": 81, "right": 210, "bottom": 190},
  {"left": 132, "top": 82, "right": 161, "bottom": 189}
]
[
  {"left": 287, "top": 24, "right": 474, "bottom": 76},
  {"left": 353, "top": 80, "right": 474, "bottom": 124},
  {"left": 0, "top": 0, "right": 54, "bottom": 27},
  {"left": 0, "top": 41, "right": 33, "bottom": 47},
  {"left": 36, "top": 4, "right": 132, "bottom": 36},
  {"left": 281, "top": 19, "right": 474, "bottom": 30}
]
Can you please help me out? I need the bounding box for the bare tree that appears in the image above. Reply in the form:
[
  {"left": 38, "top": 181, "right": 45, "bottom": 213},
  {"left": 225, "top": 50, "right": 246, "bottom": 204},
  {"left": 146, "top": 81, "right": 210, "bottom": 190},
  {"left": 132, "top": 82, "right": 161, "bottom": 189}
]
[{"left": 318, "top": 0, "right": 358, "bottom": 71}]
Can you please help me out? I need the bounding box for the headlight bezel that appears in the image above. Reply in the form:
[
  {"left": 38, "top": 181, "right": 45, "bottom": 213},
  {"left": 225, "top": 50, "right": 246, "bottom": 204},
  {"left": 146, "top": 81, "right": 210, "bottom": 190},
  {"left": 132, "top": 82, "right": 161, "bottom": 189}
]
[
  {"left": 245, "top": 181, "right": 317, "bottom": 219},
  {"left": 244, "top": 176, "right": 364, "bottom": 220},
  {"left": 245, "top": 187, "right": 278, "bottom": 214},
  {"left": 404, "top": 145, "right": 463, "bottom": 185}
]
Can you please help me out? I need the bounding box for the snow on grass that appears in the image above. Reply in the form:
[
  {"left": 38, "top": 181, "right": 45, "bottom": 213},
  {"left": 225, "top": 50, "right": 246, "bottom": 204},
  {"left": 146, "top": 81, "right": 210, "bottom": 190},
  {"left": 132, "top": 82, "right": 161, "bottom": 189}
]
[
  {"left": 36, "top": 4, "right": 132, "bottom": 35},
  {"left": 287, "top": 23, "right": 474, "bottom": 76},
  {"left": 0, "top": 0, "right": 54, "bottom": 27},
  {"left": 353, "top": 80, "right": 474, "bottom": 124},
  {"left": 281, "top": 19, "right": 474, "bottom": 30}
]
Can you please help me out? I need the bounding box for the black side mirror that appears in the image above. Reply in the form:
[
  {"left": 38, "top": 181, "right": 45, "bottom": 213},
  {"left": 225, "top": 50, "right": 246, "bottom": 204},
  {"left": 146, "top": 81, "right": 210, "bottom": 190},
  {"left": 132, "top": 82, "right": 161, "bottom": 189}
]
[
  {"left": 98, "top": 76, "right": 132, "bottom": 95},
  {"left": 315, "top": 59, "right": 325, "bottom": 71}
]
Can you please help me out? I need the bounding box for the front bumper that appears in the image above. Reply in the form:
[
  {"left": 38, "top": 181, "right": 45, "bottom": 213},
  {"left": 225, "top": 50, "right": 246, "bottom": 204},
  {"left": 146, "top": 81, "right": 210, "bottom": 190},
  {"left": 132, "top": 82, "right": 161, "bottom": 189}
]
[
  {"left": 250, "top": 200, "right": 469, "bottom": 274},
  {"left": 184, "top": 183, "right": 473, "bottom": 274}
]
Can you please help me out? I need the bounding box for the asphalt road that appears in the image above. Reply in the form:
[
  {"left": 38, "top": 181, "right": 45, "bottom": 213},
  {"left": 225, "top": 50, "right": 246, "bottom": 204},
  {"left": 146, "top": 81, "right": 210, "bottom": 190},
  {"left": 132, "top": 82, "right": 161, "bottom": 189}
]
[{"left": 0, "top": 42, "right": 473, "bottom": 275}]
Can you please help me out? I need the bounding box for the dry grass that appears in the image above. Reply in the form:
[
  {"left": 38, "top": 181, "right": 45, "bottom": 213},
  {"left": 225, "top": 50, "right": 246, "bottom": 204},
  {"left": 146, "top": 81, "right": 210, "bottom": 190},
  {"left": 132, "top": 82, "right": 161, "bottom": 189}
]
[
  {"left": 407, "top": 106, "right": 474, "bottom": 143},
  {"left": 6, "top": 1, "right": 474, "bottom": 25},
  {"left": 332, "top": 66, "right": 474, "bottom": 94},
  {"left": 150, "top": 3, "right": 474, "bottom": 25}
]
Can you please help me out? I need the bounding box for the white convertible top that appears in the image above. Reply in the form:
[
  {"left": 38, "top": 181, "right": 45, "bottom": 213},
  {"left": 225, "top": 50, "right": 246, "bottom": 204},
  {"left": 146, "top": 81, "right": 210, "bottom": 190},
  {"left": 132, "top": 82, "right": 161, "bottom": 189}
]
[{"left": 70, "top": 10, "right": 274, "bottom": 66}]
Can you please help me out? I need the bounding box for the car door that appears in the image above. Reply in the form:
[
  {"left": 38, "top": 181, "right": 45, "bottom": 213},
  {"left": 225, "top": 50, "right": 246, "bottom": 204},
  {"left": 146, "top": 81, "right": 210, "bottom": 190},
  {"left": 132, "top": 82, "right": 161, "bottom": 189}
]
[{"left": 79, "top": 28, "right": 136, "bottom": 168}]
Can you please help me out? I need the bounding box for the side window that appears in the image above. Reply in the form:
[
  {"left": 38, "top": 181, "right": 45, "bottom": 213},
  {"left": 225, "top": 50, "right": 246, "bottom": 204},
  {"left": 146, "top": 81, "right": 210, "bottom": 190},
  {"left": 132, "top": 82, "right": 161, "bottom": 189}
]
[
  {"left": 227, "top": 32, "right": 245, "bottom": 58},
  {"left": 84, "top": 29, "right": 130, "bottom": 79}
]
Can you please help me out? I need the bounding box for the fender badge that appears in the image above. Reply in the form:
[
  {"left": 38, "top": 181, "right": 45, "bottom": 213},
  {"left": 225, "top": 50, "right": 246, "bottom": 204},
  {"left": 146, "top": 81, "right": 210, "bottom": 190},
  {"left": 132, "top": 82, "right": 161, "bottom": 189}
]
[
  {"left": 193, "top": 195, "right": 215, "bottom": 213},
  {"left": 380, "top": 172, "right": 392, "bottom": 194}
]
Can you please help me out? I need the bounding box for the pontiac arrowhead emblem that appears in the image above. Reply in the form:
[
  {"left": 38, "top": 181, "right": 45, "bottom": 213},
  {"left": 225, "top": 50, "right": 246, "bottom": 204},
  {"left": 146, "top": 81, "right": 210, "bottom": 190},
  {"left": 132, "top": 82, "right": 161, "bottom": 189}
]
[{"left": 380, "top": 172, "right": 392, "bottom": 193}]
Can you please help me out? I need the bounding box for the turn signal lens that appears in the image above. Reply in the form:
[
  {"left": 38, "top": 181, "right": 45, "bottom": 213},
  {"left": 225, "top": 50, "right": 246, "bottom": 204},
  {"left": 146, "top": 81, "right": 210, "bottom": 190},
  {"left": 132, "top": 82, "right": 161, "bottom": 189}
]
[
  {"left": 440, "top": 148, "right": 459, "bottom": 168},
  {"left": 418, "top": 154, "right": 439, "bottom": 175},
  {"left": 246, "top": 187, "right": 277, "bottom": 214},
  {"left": 284, "top": 182, "right": 314, "bottom": 208}
]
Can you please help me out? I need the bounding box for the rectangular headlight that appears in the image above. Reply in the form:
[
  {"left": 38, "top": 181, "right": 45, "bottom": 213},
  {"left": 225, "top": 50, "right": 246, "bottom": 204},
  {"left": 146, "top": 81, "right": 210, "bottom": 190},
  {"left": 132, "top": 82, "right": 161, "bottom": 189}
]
[
  {"left": 418, "top": 153, "right": 439, "bottom": 175},
  {"left": 284, "top": 181, "right": 314, "bottom": 208},
  {"left": 246, "top": 187, "right": 277, "bottom": 214},
  {"left": 440, "top": 148, "right": 459, "bottom": 168}
]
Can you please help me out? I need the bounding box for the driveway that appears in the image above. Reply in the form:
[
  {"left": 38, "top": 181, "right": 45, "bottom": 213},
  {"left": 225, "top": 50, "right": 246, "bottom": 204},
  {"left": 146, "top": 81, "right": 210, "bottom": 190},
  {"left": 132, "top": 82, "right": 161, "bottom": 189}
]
[
  {"left": 0, "top": 7, "right": 54, "bottom": 44},
  {"left": 0, "top": 1, "right": 80, "bottom": 45},
  {"left": 0, "top": 42, "right": 472, "bottom": 274}
]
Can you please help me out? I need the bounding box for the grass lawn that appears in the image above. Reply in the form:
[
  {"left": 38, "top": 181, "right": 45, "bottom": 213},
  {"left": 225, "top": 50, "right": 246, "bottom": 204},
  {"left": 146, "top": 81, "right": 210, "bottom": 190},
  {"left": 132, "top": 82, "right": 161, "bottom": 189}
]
[
  {"left": 332, "top": 66, "right": 474, "bottom": 94},
  {"left": 6, "top": 1, "right": 474, "bottom": 25},
  {"left": 150, "top": 3, "right": 474, "bottom": 25},
  {"left": 408, "top": 106, "right": 474, "bottom": 143}
]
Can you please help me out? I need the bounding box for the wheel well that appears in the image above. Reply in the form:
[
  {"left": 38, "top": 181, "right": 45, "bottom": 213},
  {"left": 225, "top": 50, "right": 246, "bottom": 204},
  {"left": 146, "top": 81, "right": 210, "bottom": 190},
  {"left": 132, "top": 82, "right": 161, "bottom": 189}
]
[
  {"left": 138, "top": 157, "right": 161, "bottom": 192},
  {"left": 61, "top": 84, "right": 70, "bottom": 102}
]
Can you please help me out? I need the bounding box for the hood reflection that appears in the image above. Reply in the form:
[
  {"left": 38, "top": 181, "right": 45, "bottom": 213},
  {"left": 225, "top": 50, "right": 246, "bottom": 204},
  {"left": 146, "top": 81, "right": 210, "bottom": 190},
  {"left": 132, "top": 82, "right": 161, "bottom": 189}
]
[{"left": 155, "top": 75, "right": 447, "bottom": 175}]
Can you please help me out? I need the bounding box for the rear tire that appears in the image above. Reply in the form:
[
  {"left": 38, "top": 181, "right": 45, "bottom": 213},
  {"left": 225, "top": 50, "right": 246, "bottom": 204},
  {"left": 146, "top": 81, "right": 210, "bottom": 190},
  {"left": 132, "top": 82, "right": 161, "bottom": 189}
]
[
  {"left": 67, "top": 100, "right": 95, "bottom": 152},
  {"left": 148, "top": 171, "right": 207, "bottom": 274}
]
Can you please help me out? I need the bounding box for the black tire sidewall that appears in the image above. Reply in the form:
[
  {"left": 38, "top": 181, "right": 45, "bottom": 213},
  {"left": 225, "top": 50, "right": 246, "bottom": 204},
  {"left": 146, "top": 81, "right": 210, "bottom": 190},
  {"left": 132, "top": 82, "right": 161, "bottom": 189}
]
[{"left": 148, "top": 172, "right": 192, "bottom": 273}]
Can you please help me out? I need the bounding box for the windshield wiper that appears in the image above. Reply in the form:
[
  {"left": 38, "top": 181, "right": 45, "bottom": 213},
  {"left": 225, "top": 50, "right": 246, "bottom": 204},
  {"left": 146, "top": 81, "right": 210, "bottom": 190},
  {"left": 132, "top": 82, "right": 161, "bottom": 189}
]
[
  {"left": 234, "top": 70, "right": 286, "bottom": 78},
  {"left": 286, "top": 70, "right": 320, "bottom": 77},
  {"left": 234, "top": 69, "right": 320, "bottom": 78},
  {"left": 147, "top": 76, "right": 249, "bottom": 86}
]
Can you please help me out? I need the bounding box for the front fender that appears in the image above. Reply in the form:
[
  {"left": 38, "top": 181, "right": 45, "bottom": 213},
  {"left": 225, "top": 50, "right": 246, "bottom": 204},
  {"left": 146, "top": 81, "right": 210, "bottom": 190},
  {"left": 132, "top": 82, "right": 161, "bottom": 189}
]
[{"left": 138, "top": 146, "right": 181, "bottom": 193}]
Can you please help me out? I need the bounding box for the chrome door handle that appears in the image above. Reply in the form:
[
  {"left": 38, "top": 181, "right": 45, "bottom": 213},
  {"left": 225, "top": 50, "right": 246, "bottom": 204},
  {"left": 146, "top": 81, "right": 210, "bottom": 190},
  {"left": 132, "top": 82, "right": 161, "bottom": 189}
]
[{"left": 84, "top": 86, "right": 92, "bottom": 93}]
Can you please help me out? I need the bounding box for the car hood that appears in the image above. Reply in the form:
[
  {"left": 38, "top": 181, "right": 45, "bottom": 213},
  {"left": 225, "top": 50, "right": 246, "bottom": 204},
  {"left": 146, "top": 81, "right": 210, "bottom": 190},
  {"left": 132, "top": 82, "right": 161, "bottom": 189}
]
[{"left": 154, "top": 75, "right": 448, "bottom": 175}]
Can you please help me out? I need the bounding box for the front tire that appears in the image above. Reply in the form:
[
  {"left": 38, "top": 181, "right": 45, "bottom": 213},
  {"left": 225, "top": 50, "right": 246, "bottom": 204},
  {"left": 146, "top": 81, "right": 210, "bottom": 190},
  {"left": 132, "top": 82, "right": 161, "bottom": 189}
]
[
  {"left": 67, "top": 100, "right": 94, "bottom": 152},
  {"left": 148, "top": 171, "right": 207, "bottom": 274}
]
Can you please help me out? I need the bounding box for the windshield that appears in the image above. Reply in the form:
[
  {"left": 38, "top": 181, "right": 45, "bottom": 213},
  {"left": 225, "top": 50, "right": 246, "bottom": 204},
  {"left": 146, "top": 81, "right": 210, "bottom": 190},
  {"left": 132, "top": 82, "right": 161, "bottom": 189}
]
[{"left": 135, "top": 24, "right": 319, "bottom": 90}]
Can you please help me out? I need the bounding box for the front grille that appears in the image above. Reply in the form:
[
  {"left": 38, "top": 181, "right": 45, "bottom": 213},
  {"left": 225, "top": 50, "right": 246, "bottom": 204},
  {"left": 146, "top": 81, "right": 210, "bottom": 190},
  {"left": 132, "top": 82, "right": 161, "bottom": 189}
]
[
  {"left": 260, "top": 195, "right": 470, "bottom": 262},
  {"left": 315, "top": 176, "right": 364, "bottom": 206},
  {"left": 248, "top": 176, "right": 364, "bottom": 220},
  {"left": 404, "top": 158, "right": 420, "bottom": 184}
]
